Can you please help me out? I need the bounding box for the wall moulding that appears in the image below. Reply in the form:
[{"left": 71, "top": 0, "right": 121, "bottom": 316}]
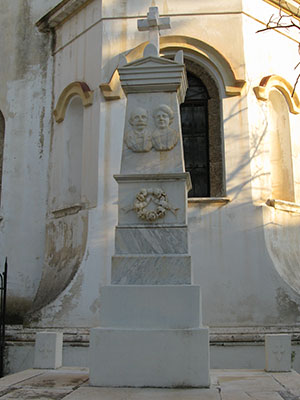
[
  {"left": 266, "top": 198, "right": 300, "bottom": 213},
  {"left": 36, "top": 0, "right": 94, "bottom": 32},
  {"left": 100, "top": 35, "right": 246, "bottom": 101},
  {"left": 254, "top": 75, "right": 300, "bottom": 114},
  {"left": 53, "top": 81, "right": 94, "bottom": 123}
]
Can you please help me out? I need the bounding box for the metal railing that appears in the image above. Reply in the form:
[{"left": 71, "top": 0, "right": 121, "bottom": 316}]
[{"left": 0, "top": 258, "right": 7, "bottom": 377}]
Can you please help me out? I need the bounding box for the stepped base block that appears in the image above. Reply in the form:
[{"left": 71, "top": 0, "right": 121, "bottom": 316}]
[
  {"left": 99, "top": 285, "right": 202, "bottom": 328},
  {"left": 115, "top": 226, "right": 188, "bottom": 254},
  {"left": 89, "top": 327, "right": 210, "bottom": 387},
  {"left": 111, "top": 254, "right": 191, "bottom": 284}
]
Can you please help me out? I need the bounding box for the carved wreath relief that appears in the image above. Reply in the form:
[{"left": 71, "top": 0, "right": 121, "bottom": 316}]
[
  {"left": 126, "top": 188, "right": 178, "bottom": 222},
  {"left": 125, "top": 104, "right": 178, "bottom": 152}
]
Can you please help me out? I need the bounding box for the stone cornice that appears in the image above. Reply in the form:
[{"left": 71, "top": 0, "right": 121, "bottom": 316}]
[
  {"left": 36, "top": 0, "right": 94, "bottom": 32},
  {"left": 264, "top": 0, "right": 300, "bottom": 19}
]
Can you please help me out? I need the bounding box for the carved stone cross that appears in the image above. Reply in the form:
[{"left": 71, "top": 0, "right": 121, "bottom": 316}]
[
  {"left": 137, "top": 7, "right": 171, "bottom": 53},
  {"left": 272, "top": 344, "right": 285, "bottom": 361}
]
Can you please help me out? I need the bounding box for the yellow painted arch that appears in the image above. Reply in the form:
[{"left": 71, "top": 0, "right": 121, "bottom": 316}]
[
  {"left": 254, "top": 75, "right": 300, "bottom": 114},
  {"left": 54, "top": 81, "right": 93, "bottom": 123},
  {"left": 100, "top": 35, "right": 246, "bottom": 100}
]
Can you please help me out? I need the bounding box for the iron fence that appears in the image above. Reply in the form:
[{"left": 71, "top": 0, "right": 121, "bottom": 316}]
[{"left": 0, "top": 258, "right": 7, "bottom": 377}]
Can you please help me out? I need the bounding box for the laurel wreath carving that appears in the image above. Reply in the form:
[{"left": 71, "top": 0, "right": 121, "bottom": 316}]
[{"left": 132, "top": 188, "right": 178, "bottom": 222}]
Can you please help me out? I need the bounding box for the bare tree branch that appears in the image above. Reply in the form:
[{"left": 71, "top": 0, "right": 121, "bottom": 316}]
[{"left": 257, "top": 3, "right": 300, "bottom": 95}]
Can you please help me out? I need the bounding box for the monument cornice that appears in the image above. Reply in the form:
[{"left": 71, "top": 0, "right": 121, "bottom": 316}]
[{"left": 118, "top": 55, "right": 188, "bottom": 101}]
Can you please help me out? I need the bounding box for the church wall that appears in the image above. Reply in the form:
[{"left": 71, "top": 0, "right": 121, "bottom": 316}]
[
  {"left": 0, "top": 0, "right": 61, "bottom": 322},
  {"left": 2, "top": 0, "right": 300, "bottom": 375},
  {"left": 3, "top": 0, "right": 300, "bottom": 333}
]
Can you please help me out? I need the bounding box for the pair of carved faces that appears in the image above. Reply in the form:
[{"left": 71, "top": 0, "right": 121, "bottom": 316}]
[{"left": 126, "top": 104, "right": 177, "bottom": 152}]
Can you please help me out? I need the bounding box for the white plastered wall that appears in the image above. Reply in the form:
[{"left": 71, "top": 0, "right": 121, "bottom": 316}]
[{"left": 31, "top": 0, "right": 300, "bottom": 328}]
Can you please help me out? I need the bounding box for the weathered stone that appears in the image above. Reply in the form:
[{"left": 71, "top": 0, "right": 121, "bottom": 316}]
[
  {"left": 34, "top": 332, "right": 63, "bottom": 369},
  {"left": 265, "top": 334, "right": 292, "bottom": 372}
]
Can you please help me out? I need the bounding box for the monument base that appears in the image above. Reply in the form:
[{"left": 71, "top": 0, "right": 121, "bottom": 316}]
[
  {"left": 89, "top": 285, "right": 210, "bottom": 388},
  {"left": 89, "top": 327, "right": 210, "bottom": 387}
]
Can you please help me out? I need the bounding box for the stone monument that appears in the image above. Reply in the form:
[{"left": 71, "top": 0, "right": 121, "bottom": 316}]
[{"left": 89, "top": 7, "right": 210, "bottom": 387}]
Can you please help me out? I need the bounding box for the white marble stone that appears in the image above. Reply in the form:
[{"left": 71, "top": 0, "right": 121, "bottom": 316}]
[
  {"left": 265, "top": 334, "right": 291, "bottom": 372},
  {"left": 111, "top": 254, "right": 191, "bottom": 284},
  {"left": 120, "top": 92, "right": 185, "bottom": 175},
  {"left": 99, "top": 285, "right": 202, "bottom": 328},
  {"left": 34, "top": 332, "right": 63, "bottom": 369},
  {"left": 89, "top": 327, "right": 210, "bottom": 387},
  {"left": 116, "top": 175, "right": 189, "bottom": 226},
  {"left": 115, "top": 226, "right": 188, "bottom": 254}
]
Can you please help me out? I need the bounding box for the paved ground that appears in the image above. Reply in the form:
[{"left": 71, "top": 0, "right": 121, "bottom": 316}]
[{"left": 0, "top": 368, "right": 299, "bottom": 399}]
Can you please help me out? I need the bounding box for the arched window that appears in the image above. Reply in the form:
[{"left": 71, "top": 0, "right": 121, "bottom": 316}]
[
  {"left": 181, "top": 72, "right": 209, "bottom": 197},
  {"left": 0, "top": 111, "right": 5, "bottom": 205},
  {"left": 268, "top": 89, "right": 294, "bottom": 201},
  {"left": 181, "top": 62, "right": 224, "bottom": 198},
  {"left": 63, "top": 97, "right": 83, "bottom": 206}
]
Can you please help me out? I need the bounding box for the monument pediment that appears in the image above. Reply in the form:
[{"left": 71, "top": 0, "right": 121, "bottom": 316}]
[
  {"left": 122, "top": 55, "right": 182, "bottom": 69},
  {"left": 118, "top": 53, "right": 187, "bottom": 99}
]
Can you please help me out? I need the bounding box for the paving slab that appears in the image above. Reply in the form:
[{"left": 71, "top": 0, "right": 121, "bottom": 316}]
[
  {"left": 217, "top": 375, "right": 283, "bottom": 393},
  {"left": 1, "top": 368, "right": 300, "bottom": 400},
  {"left": 220, "top": 392, "right": 252, "bottom": 400},
  {"left": 0, "top": 369, "right": 44, "bottom": 387},
  {"left": 15, "top": 368, "right": 89, "bottom": 389},
  {"left": 271, "top": 370, "right": 300, "bottom": 391},
  {"left": 0, "top": 387, "right": 72, "bottom": 399},
  {"left": 63, "top": 387, "right": 138, "bottom": 400},
  {"left": 64, "top": 387, "right": 220, "bottom": 400},
  {"left": 245, "top": 392, "right": 285, "bottom": 400}
]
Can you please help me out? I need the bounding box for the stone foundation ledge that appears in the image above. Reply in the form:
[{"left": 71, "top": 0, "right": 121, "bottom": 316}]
[{"left": 5, "top": 325, "right": 300, "bottom": 344}]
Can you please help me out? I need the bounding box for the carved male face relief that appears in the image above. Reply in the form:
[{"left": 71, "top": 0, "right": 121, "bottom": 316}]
[{"left": 129, "top": 108, "right": 148, "bottom": 133}]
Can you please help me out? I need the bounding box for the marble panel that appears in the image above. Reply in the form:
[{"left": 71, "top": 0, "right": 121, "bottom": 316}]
[
  {"left": 120, "top": 92, "right": 184, "bottom": 175},
  {"left": 116, "top": 178, "right": 188, "bottom": 226},
  {"left": 111, "top": 254, "right": 191, "bottom": 284},
  {"left": 89, "top": 327, "right": 210, "bottom": 387},
  {"left": 115, "top": 226, "right": 188, "bottom": 254},
  {"left": 99, "top": 285, "right": 202, "bottom": 329}
]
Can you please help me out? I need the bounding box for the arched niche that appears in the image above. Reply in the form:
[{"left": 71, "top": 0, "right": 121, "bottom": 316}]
[
  {"left": 54, "top": 81, "right": 93, "bottom": 123},
  {"left": 268, "top": 89, "right": 294, "bottom": 202},
  {"left": 0, "top": 111, "right": 5, "bottom": 205},
  {"left": 62, "top": 96, "right": 84, "bottom": 207}
]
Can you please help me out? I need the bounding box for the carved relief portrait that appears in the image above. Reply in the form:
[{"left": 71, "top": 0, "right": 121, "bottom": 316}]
[
  {"left": 125, "top": 107, "right": 152, "bottom": 152},
  {"left": 152, "top": 104, "right": 178, "bottom": 151}
]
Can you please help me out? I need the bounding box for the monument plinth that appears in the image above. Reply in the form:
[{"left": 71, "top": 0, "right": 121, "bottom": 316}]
[{"left": 89, "top": 7, "right": 210, "bottom": 387}]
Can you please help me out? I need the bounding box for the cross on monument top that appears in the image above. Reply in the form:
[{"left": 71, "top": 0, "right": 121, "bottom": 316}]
[{"left": 137, "top": 7, "right": 171, "bottom": 53}]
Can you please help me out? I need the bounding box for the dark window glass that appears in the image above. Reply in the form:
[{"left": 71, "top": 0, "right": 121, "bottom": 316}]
[{"left": 181, "top": 72, "right": 210, "bottom": 197}]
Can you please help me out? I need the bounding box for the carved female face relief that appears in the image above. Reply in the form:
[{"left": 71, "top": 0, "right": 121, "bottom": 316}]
[
  {"left": 154, "top": 110, "right": 170, "bottom": 129},
  {"left": 152, "top": 104, "right": 178, "bottom": 151}
]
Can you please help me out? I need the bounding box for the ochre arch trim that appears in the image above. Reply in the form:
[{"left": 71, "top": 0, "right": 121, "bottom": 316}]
[
  {"left": 100, "top": 35, "right": 245, "bottom": 100},
  {"left": 254, "top": 75, "right": 300, "bottom": 114},
  {"left": 54, "top": 81, "right": 93, "bottom": 123}
]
